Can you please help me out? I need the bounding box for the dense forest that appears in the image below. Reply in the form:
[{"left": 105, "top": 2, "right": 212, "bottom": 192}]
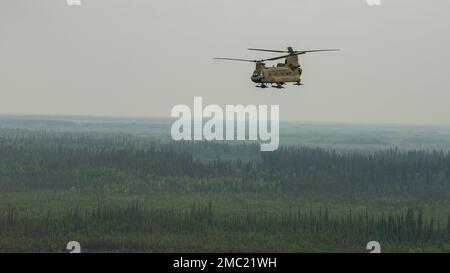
[
  {"left": 1, "top": 132, "right": 450, "bottom": 198},
  {"left": 1, "top": 128, "right": 450, "bottom": 252}
]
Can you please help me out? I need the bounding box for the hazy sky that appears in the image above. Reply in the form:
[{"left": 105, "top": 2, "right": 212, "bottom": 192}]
[{"left": 1, "top": 0, "right": 450, "bottom": 125}]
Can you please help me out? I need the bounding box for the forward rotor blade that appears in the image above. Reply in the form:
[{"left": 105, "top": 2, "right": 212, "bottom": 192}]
[
  {"left": 248, "top": 48, "right": 288, "bottom": 53},
  {"left": 213, "top": 57, "right": 258, "bottom": 63},
  {"left": 261, "top": 54, "right": 293, "bottom": 62}
]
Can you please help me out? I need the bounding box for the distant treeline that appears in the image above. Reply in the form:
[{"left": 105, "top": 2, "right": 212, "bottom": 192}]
[{"left": 1, "top": 133, "right": 450, "bottom": 200}]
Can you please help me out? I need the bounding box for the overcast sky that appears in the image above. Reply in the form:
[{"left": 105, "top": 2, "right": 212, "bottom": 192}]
[{"left": 1, "top": 0, "right": 450, "bottom": 125}]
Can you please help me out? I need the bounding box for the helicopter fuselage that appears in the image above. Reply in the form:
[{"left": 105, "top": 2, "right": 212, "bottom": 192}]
[
  {"left": 251, "top": 55, "right": 302, "bottom": 84},
  {"left": 251, "top": 65, "right": 302, "bottom": 84}
]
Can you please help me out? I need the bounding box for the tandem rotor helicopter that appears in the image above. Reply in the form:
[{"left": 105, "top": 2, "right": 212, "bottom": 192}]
[{"left": 214, "top": 47, "right": 339, "bottom": 89}]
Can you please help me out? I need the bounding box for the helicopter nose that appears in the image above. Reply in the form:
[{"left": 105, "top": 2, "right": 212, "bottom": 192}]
[{"left": 251, "top": 76, "right": 262, "bottom": 83}]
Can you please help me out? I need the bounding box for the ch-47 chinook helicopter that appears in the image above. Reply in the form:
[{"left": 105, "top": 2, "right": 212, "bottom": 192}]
[{"left": 214, "top": 47, "right": 339, "bottom": 88}]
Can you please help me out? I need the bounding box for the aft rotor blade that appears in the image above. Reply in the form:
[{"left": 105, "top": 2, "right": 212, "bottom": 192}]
[
  {"left": 295, "top": 49, "right": 340, "bottom": 54},
  {"left": 248, "top": 48, "right": 288, "bottom": 53},
  {"left": 259, "top": 49, "right": 340, "bottom": 62},
  {"left": 213, "top": 58, "right": 258, "bottom": 63}
]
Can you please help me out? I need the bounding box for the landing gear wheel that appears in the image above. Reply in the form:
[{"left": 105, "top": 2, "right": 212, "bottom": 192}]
[{"left": 272, "top": 83, "right": 285, "bottom": 89}]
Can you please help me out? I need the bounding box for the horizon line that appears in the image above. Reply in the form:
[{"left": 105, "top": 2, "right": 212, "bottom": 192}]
[{"left": 0, "top": 112, "right": 450, "bottom": 129}]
